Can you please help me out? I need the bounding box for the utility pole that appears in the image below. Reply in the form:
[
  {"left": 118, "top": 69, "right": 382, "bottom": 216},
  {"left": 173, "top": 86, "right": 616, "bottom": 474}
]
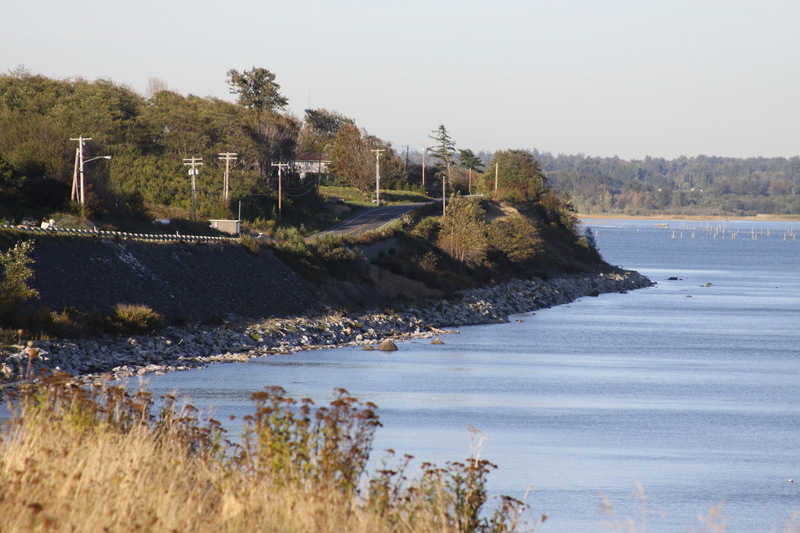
[
  {"left": 442, "top": 163, "right": 450, "bottom": 217},
  {"left": 218, "top": 152, "right": 238, "bottom": 205},
  {"left": 494, "top": 162, "right": 499, "bottom": 200},
  {"left": 271, "top": 161, "right": 290, "bottom": 218},
  {"left": 421, "top": 142, "right": 426, "bottom": 192},
  {"left": 402, "top": 145, "right": 409, "bottom": 169},
  {"left": 70, "top": 136, "right": 91, "bottom": 205},
  {"left": 70, "top": 136, "right": 110, "bottom": 209},
  {"left": 183, "top": 157, "right": 203, "bottom": 221},
  {"left": 71, "top": 147, "right": 80, "bottom": 202},
  {"left": 371, "top": 148, "right": 384, "bottom": 206}
]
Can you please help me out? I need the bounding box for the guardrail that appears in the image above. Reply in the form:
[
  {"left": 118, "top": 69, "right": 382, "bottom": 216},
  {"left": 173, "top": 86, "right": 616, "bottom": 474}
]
[{"left": 1, "top": 224, "right": 239, "bottom": 244}]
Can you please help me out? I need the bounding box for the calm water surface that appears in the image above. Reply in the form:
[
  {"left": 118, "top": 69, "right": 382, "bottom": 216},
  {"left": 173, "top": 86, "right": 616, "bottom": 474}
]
[{"left": 143, "top": 218, "right": 800, "bottom": 532}]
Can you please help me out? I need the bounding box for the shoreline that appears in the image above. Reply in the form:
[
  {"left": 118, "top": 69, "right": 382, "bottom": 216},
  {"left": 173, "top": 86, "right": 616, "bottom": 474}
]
[
  {"left": 1, "top": 270, "right": 653, "bottom": 384},
  {"left": 579, "top": 213, "right": 800, "bottom": 222}
]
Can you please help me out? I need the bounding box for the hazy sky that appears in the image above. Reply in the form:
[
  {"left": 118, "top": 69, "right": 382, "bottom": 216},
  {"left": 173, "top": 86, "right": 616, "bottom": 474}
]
[{"left": 4, "top": 0, "right": 798, "bottom": 160}]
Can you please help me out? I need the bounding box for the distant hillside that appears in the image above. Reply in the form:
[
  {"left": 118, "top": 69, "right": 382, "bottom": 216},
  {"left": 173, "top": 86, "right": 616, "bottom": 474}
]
[{"left": 532, "top": 151, "right": 800, "bottom": 217}]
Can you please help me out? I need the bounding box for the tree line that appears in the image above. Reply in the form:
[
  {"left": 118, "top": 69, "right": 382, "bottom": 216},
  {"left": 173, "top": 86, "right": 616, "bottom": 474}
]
[
  {"left": 8, "top": 65, "right": 789, "bottom": 224},
  {"left": 0, "top": 67, "right": 572, "bottom": 226},
  {"left": 0, "top": 67, "right": 412, "bottom": 222},
  {"left": 531, "top": 151, "right": 800, "bottom": 216}
]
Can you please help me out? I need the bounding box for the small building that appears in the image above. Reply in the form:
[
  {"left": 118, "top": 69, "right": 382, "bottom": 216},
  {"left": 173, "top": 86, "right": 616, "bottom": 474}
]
[
  {"left": 292, "top": 152, "right": 331, "bottom": 180},
  {"left": 209, "top": 219, "right": 241, "bottom": 236}
]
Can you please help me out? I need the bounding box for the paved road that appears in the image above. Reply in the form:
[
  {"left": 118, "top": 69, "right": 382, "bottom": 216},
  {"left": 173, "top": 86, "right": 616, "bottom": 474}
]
[{"left": 315, "top": 202, "right": 433, "bottom": 238}]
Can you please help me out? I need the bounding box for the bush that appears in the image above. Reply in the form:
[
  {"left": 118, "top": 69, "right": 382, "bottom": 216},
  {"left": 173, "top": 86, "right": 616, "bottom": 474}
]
[
  {"left": 104, "top": 303, "right": 163, "bottom": 335},
  {"left": 0, "top": 240, "right": 39, "bottom": 327}
]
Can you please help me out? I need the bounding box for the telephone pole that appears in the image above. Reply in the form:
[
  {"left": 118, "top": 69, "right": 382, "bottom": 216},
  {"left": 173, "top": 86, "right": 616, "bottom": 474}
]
[
  {"left": 371, "top": 148, "right": 384, "bottom": 206},
  {"left": 70, "top": 136, "right": 91, "bottom": 205},
  {"left": 421, "top": 142, "right": 426, "bottom": 192},
  {"left": 271, "top": 161, "right": 291, "bottom": 218},
  {"left": 494, "top": 162, "right": 499, "bottom": 200},
  {"left": 183, "top": 157, "right": 203, "bottom": 221},
  {"left": 218, "top": 152, "right": 238, "bottom": 204},
  {"left": 70, "top": 136, "right": 110, "bottom": 209}
]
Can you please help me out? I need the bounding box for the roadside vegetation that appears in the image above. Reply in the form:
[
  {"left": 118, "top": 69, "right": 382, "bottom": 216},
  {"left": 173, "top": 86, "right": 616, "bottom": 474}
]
[{"left": 0, "top": 373, "right": 543, "bottom": 532}]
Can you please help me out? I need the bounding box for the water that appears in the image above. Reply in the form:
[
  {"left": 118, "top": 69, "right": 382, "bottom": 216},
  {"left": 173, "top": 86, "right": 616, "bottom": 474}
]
[{"left": 140, "top": 218, "right": 800, "bottom": 531}]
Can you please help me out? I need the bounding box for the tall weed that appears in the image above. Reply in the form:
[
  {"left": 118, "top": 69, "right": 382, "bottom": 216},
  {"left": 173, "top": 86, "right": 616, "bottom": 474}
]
[{"left": 1, "top": 373, "right": 541, "bottom": 532}]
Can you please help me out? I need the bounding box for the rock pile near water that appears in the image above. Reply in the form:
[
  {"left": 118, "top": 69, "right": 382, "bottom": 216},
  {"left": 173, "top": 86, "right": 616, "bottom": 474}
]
[{"left": 1, "top": 270, "right": 652, "bottom": 383}]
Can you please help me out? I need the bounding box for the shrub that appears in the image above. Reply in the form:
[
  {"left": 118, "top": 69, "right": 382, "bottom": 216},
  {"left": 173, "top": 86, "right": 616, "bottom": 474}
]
[
  {"left": 238, "top": 232, "right": 260, "bottom": 254},
  {"left": 0, "top": 240, "right": 39, "bottom": 326},
  {"left": 104, "top": 303, "right": 163, "bottom": 335}
]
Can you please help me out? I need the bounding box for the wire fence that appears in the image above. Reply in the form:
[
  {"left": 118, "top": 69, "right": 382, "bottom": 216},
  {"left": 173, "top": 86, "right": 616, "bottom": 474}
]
[{"left": 1, "top": 224, "right": 239, "bottom": 244}]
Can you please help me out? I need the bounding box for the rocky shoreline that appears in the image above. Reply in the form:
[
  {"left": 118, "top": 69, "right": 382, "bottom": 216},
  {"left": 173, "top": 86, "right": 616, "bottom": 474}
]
[{"left": 1, "top": 270, "right": 653, "bottom": 383}]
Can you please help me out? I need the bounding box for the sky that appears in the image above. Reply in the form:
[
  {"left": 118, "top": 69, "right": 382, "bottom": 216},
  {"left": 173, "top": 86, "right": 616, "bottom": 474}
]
[{"left": 3, "top": 0, "right": 798, "bottom": 160}]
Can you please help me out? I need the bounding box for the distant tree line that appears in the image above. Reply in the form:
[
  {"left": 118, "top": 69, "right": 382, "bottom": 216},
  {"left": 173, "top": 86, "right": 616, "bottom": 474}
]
[{"left": 530, "top": 151, "right": 800, "bottom": 216}]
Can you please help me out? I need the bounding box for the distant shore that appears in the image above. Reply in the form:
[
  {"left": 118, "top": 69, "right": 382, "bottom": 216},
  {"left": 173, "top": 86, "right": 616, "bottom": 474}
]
[{"left": 579, "top": 213, "right": 800, "bottom": 222}]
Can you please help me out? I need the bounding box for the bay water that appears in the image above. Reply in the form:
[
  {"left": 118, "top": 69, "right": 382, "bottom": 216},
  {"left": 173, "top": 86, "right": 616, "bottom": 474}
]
[{"left": 142, "top": 218, "right": 800, "bottom": 532}]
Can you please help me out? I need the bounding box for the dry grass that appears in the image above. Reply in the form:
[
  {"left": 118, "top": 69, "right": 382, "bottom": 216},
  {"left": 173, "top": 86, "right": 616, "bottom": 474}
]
[{"left": 0, "top": 373, "right": 539, "bottom": 533}]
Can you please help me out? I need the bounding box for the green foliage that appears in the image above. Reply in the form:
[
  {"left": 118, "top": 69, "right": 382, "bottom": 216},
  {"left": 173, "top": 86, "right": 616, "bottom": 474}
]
[
  {"left": 273, "top": 233, "right": 360, "bottom": 282},
  {"left": 411, "top": 216, "right": 441, "bottom": 242},
  {"left": 226, "top": 66, "right": 288, "bottom": 112},
  {"left": 484, "top": 150, "right": 546, "bottom": 204},
  {"left": 298, "top": 108, "right": 354, "bottom": 153},
  {"left": 238, "top": 232, "right": 260, "bottom": 254},
  {"left": 0, "top": 240, "right": 39, "bottom": 325},
  {"left": 239, "top": 386, "right": 380, "bottom": 494},
  {"left": 437, "top": 197, "right": 488, "bottom": 266},
  {"left": 488, "top": 214, "right": 542, "bottom": 263},
  {"left": 328, "top": 124, "right": 376, "bottom": 193},
  {"left": 579, "top": 227, "right": 603, "bottom": 262},
  {"left": 104, "top": 303, "right": 163, "bottom": 335},
  {"left": 428, "top": 124, "right": 457, "bottom": 170},
  {"left": 537, "top": 151, "right": 800, "bottom": 216}
]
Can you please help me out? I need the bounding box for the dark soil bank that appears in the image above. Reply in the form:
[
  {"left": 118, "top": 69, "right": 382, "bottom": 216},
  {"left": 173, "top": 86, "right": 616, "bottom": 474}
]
[{"left": 27, "top": 238, "right": 324, "bottom": 322}]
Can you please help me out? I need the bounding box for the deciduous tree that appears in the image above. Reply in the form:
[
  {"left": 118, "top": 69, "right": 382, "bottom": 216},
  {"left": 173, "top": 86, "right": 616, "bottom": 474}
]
[
  {"left": 226, "top": 67, "right": 288, "bottom": 112},
  {"left": 437, "top": 197, "right": 487, "bottom": 266},
  {"left": 484, "top": 149, "right": 546, "bottom": 204}
]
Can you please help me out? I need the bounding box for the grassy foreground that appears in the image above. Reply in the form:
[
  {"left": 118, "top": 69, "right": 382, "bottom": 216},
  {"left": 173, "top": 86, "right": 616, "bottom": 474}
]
[{"left": 0, "top": 372, "right": 540, "bottom": 533}]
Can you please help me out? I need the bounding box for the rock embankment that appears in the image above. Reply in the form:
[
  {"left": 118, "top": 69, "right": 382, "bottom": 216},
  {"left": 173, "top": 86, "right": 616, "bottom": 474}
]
[{"left": 1, "top": 270, "right": 652, "bottom": 383}]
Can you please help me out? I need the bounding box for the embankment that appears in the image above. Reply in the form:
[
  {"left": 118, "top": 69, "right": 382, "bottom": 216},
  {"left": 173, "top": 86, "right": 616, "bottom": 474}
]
[
  {"left": 3, "top": 267, "right": 653, "bottom": 382},
  {"left": 24, "top": 237, "right": 324, "bottom": 322}
]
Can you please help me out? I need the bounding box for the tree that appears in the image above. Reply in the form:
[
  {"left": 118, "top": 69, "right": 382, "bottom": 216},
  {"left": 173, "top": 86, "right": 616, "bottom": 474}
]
[
  {"left": 428, "top": 125, "right": 456, "bottom": 171},
  {"left": 458, "top": 148, "right": 483, "bottom": 194},
  {"left": 329, "top": 124, "right": 373, "bottom": 192},
  {"left": 437, "top": 197, "right": 487, "bottom": 266},
  {"left": 226, "top": 67, "right": 288, "bottom": 112},
  {"left": 0, "top": 240, "right": 39, "bottom": 325},
  {"left": 485, "top": 149, "right": 546, "bottom": 204},
  {"left": 487, "top": 213, "right": 542, "bottom": 263},
  {"left": 428, "top": 125, "right": 456, "bottom": 213},
  {"left": 298, "top": 108, "right": 354, "bottom": 153}
]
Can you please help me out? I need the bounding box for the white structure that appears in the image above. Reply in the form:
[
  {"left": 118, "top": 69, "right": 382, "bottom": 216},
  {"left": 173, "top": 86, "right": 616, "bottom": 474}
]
[
  {"left": 292, "top": 152, "right": 331, "bottom": 180},
  {"left": 209, "top": 219, "right": 241, "bottom": 235}
]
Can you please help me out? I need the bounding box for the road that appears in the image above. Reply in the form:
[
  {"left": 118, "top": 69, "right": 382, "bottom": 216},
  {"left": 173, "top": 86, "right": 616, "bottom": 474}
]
[{"left": 314, "top": 201, "right": 433, "bottom": 238}]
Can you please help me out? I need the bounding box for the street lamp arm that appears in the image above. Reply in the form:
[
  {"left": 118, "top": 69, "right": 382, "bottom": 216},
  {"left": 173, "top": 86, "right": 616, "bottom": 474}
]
[{"left": 83, "top": 156, "right": 112, "bottom": 164}]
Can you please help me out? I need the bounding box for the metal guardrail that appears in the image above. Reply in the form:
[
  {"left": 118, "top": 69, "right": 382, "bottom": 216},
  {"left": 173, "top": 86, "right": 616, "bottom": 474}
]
[{"left": 1, "top": 224, "right": 239, "bottom": 244}]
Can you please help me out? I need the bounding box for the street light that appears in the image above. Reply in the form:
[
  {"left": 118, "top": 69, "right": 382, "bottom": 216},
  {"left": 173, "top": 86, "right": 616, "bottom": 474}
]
[{"left": 70, "top": 136, "right": 111, "bottom": 206}]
